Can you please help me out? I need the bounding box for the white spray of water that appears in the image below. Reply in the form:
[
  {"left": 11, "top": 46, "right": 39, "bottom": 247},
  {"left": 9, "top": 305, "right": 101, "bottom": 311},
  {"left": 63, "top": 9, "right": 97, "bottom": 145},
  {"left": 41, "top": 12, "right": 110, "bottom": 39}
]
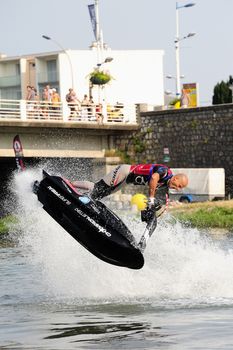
[{"left": 9, "top": 169, "right": 233, "bottom": 304}]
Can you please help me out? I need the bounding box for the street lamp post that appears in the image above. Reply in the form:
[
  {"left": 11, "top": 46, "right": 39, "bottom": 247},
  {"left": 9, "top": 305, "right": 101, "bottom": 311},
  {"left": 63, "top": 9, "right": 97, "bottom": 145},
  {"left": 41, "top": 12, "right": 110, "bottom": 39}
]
[
  {"left": 97, "top": 56, "right": 113, "bottom": 68},
  {"left": 90, "top": 56, "right": 114, "bottom": 103},
  {"left": 42, "top": 35, "right": 74, "bottom": 89},
  {"left": 175, "top": 2, "right": 196, "bottom": 96}
]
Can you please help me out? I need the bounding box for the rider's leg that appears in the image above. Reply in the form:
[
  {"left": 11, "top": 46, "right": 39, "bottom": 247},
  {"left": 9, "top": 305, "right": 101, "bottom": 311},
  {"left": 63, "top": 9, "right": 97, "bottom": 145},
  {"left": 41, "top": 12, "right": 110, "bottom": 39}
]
[
  {"left": 91, "top": 164, "right": 131, "bottom": 200},
  {"left": 72, "top": 180, "right": 94, "bottom": 192}
]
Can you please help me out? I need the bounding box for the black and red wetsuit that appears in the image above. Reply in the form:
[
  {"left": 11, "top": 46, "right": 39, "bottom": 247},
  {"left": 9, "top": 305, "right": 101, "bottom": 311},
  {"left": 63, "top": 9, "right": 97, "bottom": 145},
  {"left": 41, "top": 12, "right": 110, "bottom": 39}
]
[
  {"left": 126, "top": 164, "right": 173, "bottom": 189},
  {"left": 91, "top": 163, "right": 173, "bottom": 200}
]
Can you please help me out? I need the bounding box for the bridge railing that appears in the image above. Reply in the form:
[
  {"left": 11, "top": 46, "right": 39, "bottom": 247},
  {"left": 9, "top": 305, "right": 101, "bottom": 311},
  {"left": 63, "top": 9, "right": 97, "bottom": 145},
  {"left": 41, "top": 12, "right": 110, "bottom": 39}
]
[
  {"left": 0, "top": 99, "right": 21, "bottom": 119},
  {"left": 0, "top": 99, "right": 138, "bottom": 124}
]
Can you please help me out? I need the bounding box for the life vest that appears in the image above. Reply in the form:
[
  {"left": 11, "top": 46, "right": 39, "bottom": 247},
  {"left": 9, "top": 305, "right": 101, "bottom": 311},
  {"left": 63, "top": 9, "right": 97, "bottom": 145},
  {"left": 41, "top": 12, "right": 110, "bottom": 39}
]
[{"left": 127, "top": 164, "right": 173, "bottom": 187}]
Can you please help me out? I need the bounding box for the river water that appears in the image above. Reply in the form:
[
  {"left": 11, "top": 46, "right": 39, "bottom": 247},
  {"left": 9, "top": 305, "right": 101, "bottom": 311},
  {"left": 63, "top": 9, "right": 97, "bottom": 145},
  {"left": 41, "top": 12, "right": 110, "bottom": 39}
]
[{"left": 1, "top": 170, "right": 233, "bottom": 349}]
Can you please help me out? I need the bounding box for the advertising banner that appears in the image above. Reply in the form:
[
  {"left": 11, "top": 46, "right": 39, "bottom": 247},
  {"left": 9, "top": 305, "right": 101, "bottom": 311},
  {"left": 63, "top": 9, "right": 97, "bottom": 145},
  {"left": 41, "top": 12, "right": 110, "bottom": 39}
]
[{"left": 182, "top": 83, "right": 199, "bottom": 107}]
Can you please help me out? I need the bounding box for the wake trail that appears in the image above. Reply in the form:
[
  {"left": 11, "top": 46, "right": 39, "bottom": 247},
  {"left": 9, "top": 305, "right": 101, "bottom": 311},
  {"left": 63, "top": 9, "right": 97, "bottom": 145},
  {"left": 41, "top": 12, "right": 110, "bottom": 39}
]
[{"left": 7, "top": 167, "right": 233, "bottom": 305}]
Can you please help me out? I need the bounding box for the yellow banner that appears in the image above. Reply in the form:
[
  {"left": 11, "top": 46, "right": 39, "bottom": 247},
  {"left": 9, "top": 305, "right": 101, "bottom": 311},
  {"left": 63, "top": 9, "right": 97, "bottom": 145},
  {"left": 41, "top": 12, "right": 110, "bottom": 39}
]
[{"left": 182, "top": 83, "right": 199, "bottom": 107}]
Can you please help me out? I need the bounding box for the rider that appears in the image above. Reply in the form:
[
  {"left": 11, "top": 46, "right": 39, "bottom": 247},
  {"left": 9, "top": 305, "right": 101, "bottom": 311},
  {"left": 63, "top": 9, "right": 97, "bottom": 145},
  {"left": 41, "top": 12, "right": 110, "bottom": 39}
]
[{"left": 72, "top": 163, "right": 188, "bottom": 222}]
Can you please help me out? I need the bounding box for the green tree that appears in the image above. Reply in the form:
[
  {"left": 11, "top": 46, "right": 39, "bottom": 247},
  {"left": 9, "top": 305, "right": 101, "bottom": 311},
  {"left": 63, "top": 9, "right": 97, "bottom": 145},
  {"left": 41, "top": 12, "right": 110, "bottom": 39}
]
[{"left": 212, "top": 76, "right": 233, "bottom": 105}]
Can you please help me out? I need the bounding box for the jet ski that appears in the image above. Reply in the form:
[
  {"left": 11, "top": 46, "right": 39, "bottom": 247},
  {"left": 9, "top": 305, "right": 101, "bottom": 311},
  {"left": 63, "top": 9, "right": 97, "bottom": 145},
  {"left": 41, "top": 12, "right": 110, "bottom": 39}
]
[{"left": 32, "top": 170, "right": 145, "bottom": 269}]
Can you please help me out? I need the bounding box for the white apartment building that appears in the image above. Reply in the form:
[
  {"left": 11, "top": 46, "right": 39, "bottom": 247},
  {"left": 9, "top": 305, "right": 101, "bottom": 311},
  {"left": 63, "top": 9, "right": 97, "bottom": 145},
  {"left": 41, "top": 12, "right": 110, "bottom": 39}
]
[{"left": 0, "top": 48, "right": 164, "bottom": 106}]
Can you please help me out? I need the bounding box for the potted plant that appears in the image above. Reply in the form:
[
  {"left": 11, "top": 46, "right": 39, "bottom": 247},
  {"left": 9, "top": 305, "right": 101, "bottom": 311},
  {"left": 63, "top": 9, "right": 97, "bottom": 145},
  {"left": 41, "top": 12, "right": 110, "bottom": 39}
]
[{"left": 89, "top": 69, "right": 112, "bottom": 85}]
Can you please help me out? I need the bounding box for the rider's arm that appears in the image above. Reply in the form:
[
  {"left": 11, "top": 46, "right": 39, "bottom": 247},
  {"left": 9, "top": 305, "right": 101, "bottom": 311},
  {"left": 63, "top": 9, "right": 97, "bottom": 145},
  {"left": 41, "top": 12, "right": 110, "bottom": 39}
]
[{"left": 149, "top": 172, "right": 160, "bottom": 199}]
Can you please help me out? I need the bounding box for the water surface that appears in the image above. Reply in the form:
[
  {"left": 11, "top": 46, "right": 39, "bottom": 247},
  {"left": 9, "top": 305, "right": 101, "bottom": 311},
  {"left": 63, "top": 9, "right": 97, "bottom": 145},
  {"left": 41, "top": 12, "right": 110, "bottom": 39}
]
[{"left": 1, "top": 170, "right": 233, "bottom": 349}]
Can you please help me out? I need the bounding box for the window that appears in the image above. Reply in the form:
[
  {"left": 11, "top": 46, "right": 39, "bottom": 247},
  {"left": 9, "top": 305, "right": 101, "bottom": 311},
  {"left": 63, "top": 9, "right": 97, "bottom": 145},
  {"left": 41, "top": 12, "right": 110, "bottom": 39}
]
[
  {"left": 0, "top": 87, "right": 21, "bottom": 99},
  {"left": 47, "top": 60, "right": 57, "bottom": 82},
  {"left": 16, "top": 63, "right": 20, "bottom": 76}
]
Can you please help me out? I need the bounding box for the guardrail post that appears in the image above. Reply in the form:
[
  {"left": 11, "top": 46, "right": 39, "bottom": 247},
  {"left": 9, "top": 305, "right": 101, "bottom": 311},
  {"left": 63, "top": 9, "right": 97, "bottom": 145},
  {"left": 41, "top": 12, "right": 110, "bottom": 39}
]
[
  {"left": 62, "top": 102, "right": 69, "bottom": 122},
  {"left": 20, "top": 100, "right": 27, "bottom": 121}
]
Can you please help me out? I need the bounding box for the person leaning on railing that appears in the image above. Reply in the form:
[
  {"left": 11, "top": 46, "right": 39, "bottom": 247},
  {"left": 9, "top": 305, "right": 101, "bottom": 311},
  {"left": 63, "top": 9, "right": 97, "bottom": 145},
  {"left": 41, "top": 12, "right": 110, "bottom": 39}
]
[
  {"left": 88, "top": 96, "right": 96, "bottom": 120},
  {"left": 81, "top": 94, "right": 90, "bottom": 121},
  {"left": 66, "top": 88, "right": 81, "bottom": 119}
]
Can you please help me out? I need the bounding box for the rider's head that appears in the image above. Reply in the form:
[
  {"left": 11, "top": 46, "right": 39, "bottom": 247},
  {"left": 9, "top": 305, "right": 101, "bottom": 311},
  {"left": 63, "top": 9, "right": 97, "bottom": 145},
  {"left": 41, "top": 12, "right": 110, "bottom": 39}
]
[{"left": 168, "top": 173, "right": 188, "bottom": 191}]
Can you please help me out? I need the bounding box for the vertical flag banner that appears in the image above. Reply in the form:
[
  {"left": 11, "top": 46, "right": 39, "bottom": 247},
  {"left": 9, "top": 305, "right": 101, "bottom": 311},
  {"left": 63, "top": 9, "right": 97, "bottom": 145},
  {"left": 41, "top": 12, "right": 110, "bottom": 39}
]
[{"left": 88, "top": 4, "right": 97, "bottom": 40}]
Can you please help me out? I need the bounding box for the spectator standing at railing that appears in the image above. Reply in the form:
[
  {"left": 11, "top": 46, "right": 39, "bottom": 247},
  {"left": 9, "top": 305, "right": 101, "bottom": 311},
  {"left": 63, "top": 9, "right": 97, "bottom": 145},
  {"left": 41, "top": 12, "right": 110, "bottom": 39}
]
[
  {"left": 32, "top": 87, "right": 39, "bottom": 103},
  {"left": 42, "top": 86, "right": 49, "bottom": 101},
  {"left": 89, "top": 96, "right": 95, "bottom": 105},
  {"left": 32, "top": 87, "right": 41, "bottom": 117},
  {"left": 46, "top": 84, "right": 53, "bottom": 103},
  {"left": 26, "top": 85, "right": 36, "bottom": 117},
  {"left": 66, "top": 88, "right": 81, "bottom": 119},
  {"left": 43, "top": 85, "right": 53, "bottom": 117},
  {"left": 81, "top": 94, "right": 90, "bottom": 121},
  {"left": 81, "top": 94, "right": 89, "bottom": 105},
  {"left": 26, "top": 85, "right": 35, "bottom": 101},
  {"left": 41, "top": 86, "right": 49, "bottom": 118},
  {"left": 51, "top": 88, "right": 61, "bottom": 118},
  {"left": 88, "top": 96, "right": 96, "bottom": 120},
  {"left": 95, "top": 103, "right": 104, "bottom": 124}
]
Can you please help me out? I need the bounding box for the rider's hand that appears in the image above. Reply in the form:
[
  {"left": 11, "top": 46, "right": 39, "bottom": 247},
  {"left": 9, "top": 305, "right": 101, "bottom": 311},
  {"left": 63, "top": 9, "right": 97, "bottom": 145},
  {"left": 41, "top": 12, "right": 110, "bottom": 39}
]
[
  {"left": 141, "top": 207, "right": 155, "bottom": 223},
  {"left": 148, "top": 197, "right": 163, "bottom": 211},
  {"left": 141, "top": 198, "right": 156, "bottom": 223},
  {"left": 147, "top": 197, "right": 155, "bottom": 209}
]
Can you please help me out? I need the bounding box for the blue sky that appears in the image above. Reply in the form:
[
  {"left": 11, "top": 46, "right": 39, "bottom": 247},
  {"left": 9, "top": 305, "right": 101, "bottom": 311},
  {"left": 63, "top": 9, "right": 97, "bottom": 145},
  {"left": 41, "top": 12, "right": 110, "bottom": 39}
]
[{"left": 1, "top": 0, "right": 233, "bottom": 105}]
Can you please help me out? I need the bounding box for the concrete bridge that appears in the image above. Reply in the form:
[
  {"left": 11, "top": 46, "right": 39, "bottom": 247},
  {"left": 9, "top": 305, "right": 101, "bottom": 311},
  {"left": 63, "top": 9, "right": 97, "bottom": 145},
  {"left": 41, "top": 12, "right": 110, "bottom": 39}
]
[
  {"left": 0, "top": 98, "right": 139, "bottom": 158},
  {"left": 0, "top": 117, "right": 138, "bottom": 216},
  {"left": 0, "top": 114, "right": 138, "bottom": 159}
]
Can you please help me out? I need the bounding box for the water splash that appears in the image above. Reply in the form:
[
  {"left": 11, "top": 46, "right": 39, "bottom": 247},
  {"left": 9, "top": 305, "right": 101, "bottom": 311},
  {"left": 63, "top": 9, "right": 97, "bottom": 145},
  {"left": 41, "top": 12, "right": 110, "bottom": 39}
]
[{"left": 8, "top": 168, "right": 233, "bottom": 305}]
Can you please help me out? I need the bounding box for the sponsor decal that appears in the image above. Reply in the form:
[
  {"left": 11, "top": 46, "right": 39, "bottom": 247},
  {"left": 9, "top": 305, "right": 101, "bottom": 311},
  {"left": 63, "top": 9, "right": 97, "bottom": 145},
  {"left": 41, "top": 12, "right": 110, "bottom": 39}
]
[
  {"left": 135, "top": 176, "right": 146, "bottom": 185},
  {"left": 48, "top": 186, "right": 71, "bottom": 205},
  {"left": 74, "top": 207, "right": 111, "bottom": 237},
  {"left": 110, "top": 165, "right": 121, "bottom": 186},
  {"left": 90, "top": 204, "right": 101, "bottom": 214}
]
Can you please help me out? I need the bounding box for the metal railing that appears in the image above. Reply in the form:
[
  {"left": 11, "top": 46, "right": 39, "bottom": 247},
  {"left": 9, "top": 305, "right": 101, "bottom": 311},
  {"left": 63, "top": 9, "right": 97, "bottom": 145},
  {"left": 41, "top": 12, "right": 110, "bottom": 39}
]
[
  {"left": 0, "top": 99, "right": 138, "bottom": 124},
  {"left": 0, "top": 99, "right": 21, "bottom": 118}
]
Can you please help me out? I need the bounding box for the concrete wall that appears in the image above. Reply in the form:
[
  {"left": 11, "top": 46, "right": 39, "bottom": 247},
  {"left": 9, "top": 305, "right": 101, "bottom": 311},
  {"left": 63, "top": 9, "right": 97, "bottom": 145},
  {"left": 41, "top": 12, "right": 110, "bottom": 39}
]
[
  {"left": 0, "top": 121, "right": 138, "bottom": 158},
  {"left": 114, "top": 104, "right": 233, "bottom": 196},
  {"left": 0, "top": 126, "right": 105, "bottom": 159}
]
